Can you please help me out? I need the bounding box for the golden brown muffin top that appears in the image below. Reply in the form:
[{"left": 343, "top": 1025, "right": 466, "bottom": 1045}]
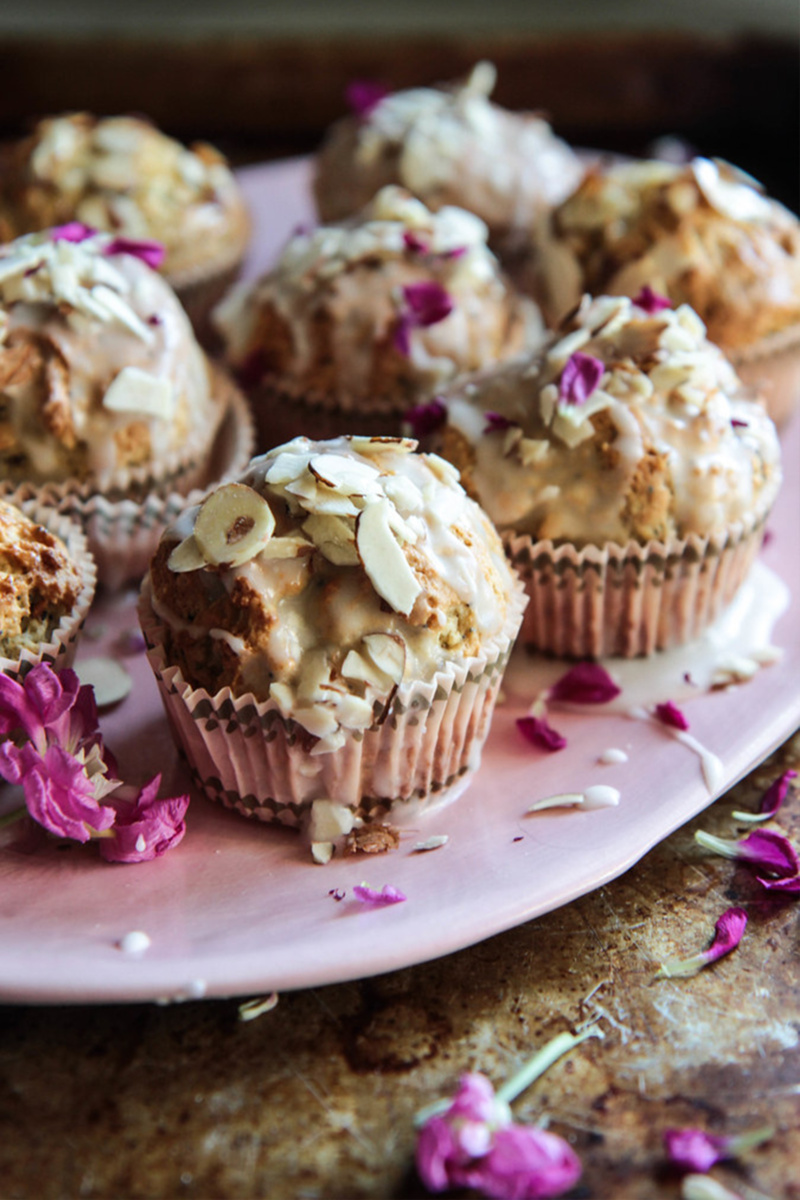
[
  {"left": 0, "top": 499, "right": 82, "bottom": 655},
  {"left": 149, "top": 435, "right": 518, "bottom": 750},
  {"left": 0, "top": 113, "right": 249, "bottom": 281},
  {"left": 530, "top": 158, "right": 800, "bottom": 351},
  {"left": 438, "top": 294, "right": 781, "bottom": 546}
]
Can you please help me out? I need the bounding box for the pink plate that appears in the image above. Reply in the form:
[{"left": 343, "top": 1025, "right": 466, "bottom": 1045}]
[{"left": 0, "top": 159, "right": 798, "bottom": 1005}]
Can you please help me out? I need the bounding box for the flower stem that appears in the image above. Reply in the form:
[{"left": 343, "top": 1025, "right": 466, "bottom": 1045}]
[
  {"left": 694, "top": 830, "right": 739, "bottom": 859},
  {"left": 495, "top": 1026, "right": 603, "bottom": 1105},
  {"left": 0, "top": 806, "right": 26, "bottom": 830}
]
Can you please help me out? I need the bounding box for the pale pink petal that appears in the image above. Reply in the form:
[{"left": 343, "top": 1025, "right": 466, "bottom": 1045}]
[
  {"left": 22, "top": 744, "right": 116, "bottom": 842},
  {"left": 558, "top": 352, "right": 604, "bottom": 406},
  {"left": 99, "top": 773, "right": 189, "bottom": 863},
  {"left": 458, "top": 1124, "right": 582, "bottom": 1199},
  {"left": 352, "top": 884, "right": 407, "bottom": 906},
  {"left": 664, "top": 1128, "right": 727, "bottom": 1172}
]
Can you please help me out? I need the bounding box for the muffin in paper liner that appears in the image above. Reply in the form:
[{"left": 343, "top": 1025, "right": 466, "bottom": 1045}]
[
  {"left": 730, "top": 325, "right": 800, "bottom": 429},
  {"left": 0, "top": 500, "right": 96, "bottom": 680},
  {"left": 1, "top": 372, "right": 254, "bottom": 590},
  {"left": 138, "top": 574, "right": 526, "bottom": 827},
  {"left": 505, "top": 515, "right": 767, "bottom": 660}
]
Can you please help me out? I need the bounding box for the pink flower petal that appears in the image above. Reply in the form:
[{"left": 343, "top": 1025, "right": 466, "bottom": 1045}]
[
  {"left": 755, "top": 874, "right": 800, "bottom": 894},
  {"left": 51, "top": 222, "right": 95, "bottom": 243},
  {"left": 736, "top": 830, "right": 799, "bottom": 877},
  {"left": 655, "top": 907, "right": 747, "bottom": 979},
  {"left": 654, "top": 700, "right": 690, "bottom": 731},
  {"left": 352, "top": 883, "right": 407, "bottom": 907},
  {"left": 345, "top": 79, "right": 390, "bottom": 118},
  {"left": 632, "top": 285, "right": 672, "bottom": 314},
  {"left": 393, "top": 311, "right": 413, "bottom": 356},
  {"left": 731, "top": 418, "right": 749, "bottom": 429},
  {"left": 17, "top": 743, "right": 116, "bottom": 842},
  {"left": 484, "top": 411, "right": 516, "bottom": 435},
  {"left": 548, "top": 662, "right": 621, "bottom": 706},
  {"left": 403, "top": 397, "right": 447, "bottom": 438},
  {"left": 460, "top": 1124, "right": 582, "bottom": 1200},
  {"left": 516, "top": 715, "right": 567, "bottom": 753},
  {"left": 403, "top": 230, "right": 430, "bottom": 255},
  {"left": 328, "top": 888, "right": 346, "bottom": 901},
  {"left": 758, "top": 769, "right": 797, "bottom": 818},
  {"left": 663, "top": 1129, "right": 729, "bottom": 1173},
  {"left": 99, "top": 774, "right": 189, "bottom": 863},
  {"left": 558, "top": 352, "right": 604, "bottom": 406},
  {"left": 104, "top": 237, "right": 165, "bottom": 270},
  {"left": 403, "top": 281, "right": 454, "bottom": 327}
]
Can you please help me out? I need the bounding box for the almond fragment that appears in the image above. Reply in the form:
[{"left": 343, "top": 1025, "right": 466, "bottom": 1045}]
[
  {"left": 103, "top": 366, "right": 174, "bottom": 420},
  {"left": 308, "top": 799, "right": 356, "bottom": 843},
  {"left": 193, "top": 482, "right": 275, "bottom": 567},
  {"left": 355, "top": 498, "right": 422, "bottom": 616},
  {"left": 302, "top": 513, "right": 359, "bottom": 565},
  {"left": 346, "top": 435, "right": 417, "bottom": 455},
  {"left": 361, "top": 633, "right": 406, "bottom": 685},
  {"left": 167, "top": 533, "right": 206, "bottom": 573},
  {"left": 308, "top": 453, "right": 383, "bottom": 495},
  {"left": 341, "top": 649, "right": 391, "bottom": 692},
  {"left": 260, "top": 534, "right": 311, "bottom": 560}
]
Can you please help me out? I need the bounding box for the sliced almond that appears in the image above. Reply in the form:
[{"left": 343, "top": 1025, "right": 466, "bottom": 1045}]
[
  {"left": 308, "top": 453, "right": 383, "bottom": 494},
  {"left": 311, "top": 841, "right": 334, "bottom": 865},
  {"left": 382, "top": 474, "right": 423, "bottom": 513},
  {"left": 355, "top": 498, "right": 422, "bottom": 616},
  {"left": 332, "top": 692, "right": 376, "bottom": 730},
  {"left": 361, "top": 633, "right": 406, "bottom": 685},
  {"left": 341, "top": 649, "right": 392, "bottom": 692},
  {"left": 302, "top": 513, "right": 359, "bottom": 565},
  {"left": 76, "top": 657, "right": 132, "bottom": 708},
  {"left": 260, "top": 534, "right": 312, "bottom": 560},
  {"left": 308, "top": 799, "right": 356, "bottom": 842},
  {"left": 167, "top": 534, "right": 206, "bottom": 573},
  {"left": 517, "top": 438, "right": 550, "bottom": 467},
  {"left": 422, "top": 453, "right": 460, "bottom": 486},
  {"left": 264, "top": 450, "right": 312, "bottom": 486},
  {"left": 103, "top": 367, "right": 175, "bottom": 420},
  {"left": 194, "top": 483, "right": 275, "bottom": 568},
  {"left": 297, "top": 649, "right": 335, "bottom": 703},
  {"left": 346, "top": 435, "right": 417, "bottom": 455}
]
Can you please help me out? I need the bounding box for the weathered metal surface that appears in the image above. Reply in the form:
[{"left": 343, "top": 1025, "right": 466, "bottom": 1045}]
[{"left": 1, "top": 731, "right": 798, "bottom": 1199}]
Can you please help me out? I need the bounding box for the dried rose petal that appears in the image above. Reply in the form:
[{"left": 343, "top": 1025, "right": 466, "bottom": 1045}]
[
  {"left": 757, "top": 769, "right": 797, "bottom": 817},
  {"left": 403, "top": 230, "right": 430, "bottom": 255},
  {"left": 632, "top": 285, "right": 672, "bottom": 314},
  {"left": 393, "top": 312, "right": 413, "bottom": 356},
  {"left": 755, "top": 873, "right": 800, "bottom": 894},
  {"left": 558, "top": 352, "right": 604, "bottom": 406},
  {"left": 730, "top": 418, "right": 749, "bottom": 429},
  {"left": 483, "top": 411, "right": 516, "bottom": 435},
  {"left": 654, "top": 700, "right": 690, "bottom": 731},
  {"left": 105, "top": 237, "right": 165, "bottom": 270},
  {"left": 548, "top": 662, "right": 621, "bottom": 706},
  {"left": 655, "top": 907, "right": 747, "bottom": 979},
  {"left": 345, "top": 79, "right": 390, "bottom": 118},
  {"left": 328, "top": 888, "right": 346, "bottom": 901},
  {"left": 516, "top": 715, "right": 567, "bottom": 753},
  {"left": 99, "top": 775, "right": 189, "bottom": 863},
  {"left": 50, "top": 222, "right": 95, "bottom": 243},
  {"left": 403, "top": 281, "right": 454, "bottom": 327},
  {"left": 353, "top": 883, "right": 407, "bottom": 906},
  {"left": 695, "top": 828, "right": 799, "bottom": 878},
  {"left": 664, "top": 1124, "right": 774, "bottom": 1173},
  {"left": 403, "top": 397, "right": 447, "bottom": 439}
]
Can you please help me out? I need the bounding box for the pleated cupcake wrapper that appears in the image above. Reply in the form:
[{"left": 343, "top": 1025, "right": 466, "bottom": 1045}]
[
  {"left": 729, "top": 323, "right": 800, "bottom": 429},
  {"left": 138, "top": 575, "right": 527, "bottom": 829},
  {"left": 505, "top": 513, "right": 769, "bottom": 659},
  {"left": 1, "top": 501, "right": 96, "bottom": 681},
  {"left": 2, "top": 373, "right": 254, "bottom": 590}
]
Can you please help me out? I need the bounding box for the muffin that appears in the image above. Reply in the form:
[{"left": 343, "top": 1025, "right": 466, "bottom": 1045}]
[
  {"left": 0, "top": 497, "right": 96, "bottom": 679},
  {"left": 0, "top": 228, "right": 253, "bottom": 588},
  {"left": 523, "top": 157, "right": 800, "bottom": 425},
  {"left": 437, "top": 293, "right": 781, "bottom": 658},
  {"left": 139, "top": 434, "right": 526, "bottom": 828},
  {"left": 214, "top": 185, "right": 543, "bottom": 447},
  {"left": 314, "top": 62, "right": 584, "bottom": 261},
  {"left": 0, "top": 113, "right": 250, "bottom": 341}
]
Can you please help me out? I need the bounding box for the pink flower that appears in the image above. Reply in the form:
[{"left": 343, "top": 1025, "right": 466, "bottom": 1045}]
[
  {"left": 656, "top": 907, "right": 747, "bottom": 979},
  {"left": 50, "top": 222, "right": 95, "bottom": 243},
  {"left": 558, "top": 352, "right": 604, "bottom": 406},
  {"left": 353, "top": 884, "right": 407, "bottom": 907},
  {"left": 346, "top": 79, "right": 390, "bottom": 118},
  {"left": 0, "top": 740, "right": 116, "bottom": 842},
  {"left": 484, "top": 412, "right": 516, "bottom": 435},
  {"left": 756, "top": 769, "right": 796, "bottom": 819},
  {"left": 694, "top": 829, "right": 799, "bottom": 878},
  {"left": 394, "top": 282, "right": 454, "bottom": 355},
  {"left": 516, "top": 715, "right": 567, "bottom": 753},
  {"left": 105, "top": 237, "right": 165, "bottom": 270},
  {"left": 632, "top": 285, "right": 672, "bottom": 314},
  {"left": 548, "top": 662, "right": 620, "bottom": 706},
  {"left": 99, "top": 774, "right": 189, "bottom": 863},
  {"left": 403, "top": 230, "right": 430, "bottom": 255},
  {"left": 664, "top": 1124, "right": 773, "bottom": 1173},
  {"left": 654, "top": 700, "right": 690, "bottom": 731},
  {"left": 416, "top": 1074, "right": 581, "bottom": 1199},
  {"left": 403, "top": 397, "right": 447, "bottom": 439}
]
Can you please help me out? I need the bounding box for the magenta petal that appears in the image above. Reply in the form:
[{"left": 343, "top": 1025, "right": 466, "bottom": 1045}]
[
  {"left": 558, "top": 351, "right": 604, "bottom": 406},
  {"left": 516, "top": 715, "right": 567, "bottom": 753},
  {"left": 706, "top": 907, "right": 748, "bottom": 963},
  {"left": 22, "top": 744, "right": 116, "bottom": 842},
  {"left": 548, "top": 662, "right": 621, "bottom": 705},
  {"left": 403, "top": 230, "right": 430, "bottom": 255},
  {"left": 663, "top": 1128, "right": 728, "bottom": 1173},
  {"left": 404, "top": 397, "right": 446, "bottom": 438},
  {"left": 447, "top": 1074, "right": 499, "bottom": 1124},
  {"left": 484, "top": 411, "right": 516, "bottom": 435},
  {"left": 402, "top": 281, "right": 454, "bottom": 327},
  {"left": 51, "top": 222, "right": 95, "bottom": 243},
  {"left": 758, "top": 769, "right": 797, "bottom": 817},
  {"left": 654, "top": 700, "right": 690, "bottom": 731},
  {"left": 105, "top": 237, "right": 166, "bottom": 270},
  {"left": 458, "top": 1124, "right": 582, "bottom": 1200},
  {"left": 756, "top": 874, "right": 800, "bottom": 894},
  {"left": 345, "top": 79, "right": 390, "bottom": 118},
  {"left": 416, "top": 1116, "right": 462, "bottom": 1192},
  {"left": 352, "top": 884, "right": 407, "bottom": 906},
  {"left": 632, "top": 285, "right": 672, "bottom": 314},
  {"left": 731, "top": 418, "right": 749, "bottom": 429},
  {"left": 99, "top": 774, "right": 189, "bottom": 863},
  {"left": 393, "top": 312, "right": 413, "bottom": 357},
  {"left": 736, "top": 830, "right": 799, "bottom": 878}
]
